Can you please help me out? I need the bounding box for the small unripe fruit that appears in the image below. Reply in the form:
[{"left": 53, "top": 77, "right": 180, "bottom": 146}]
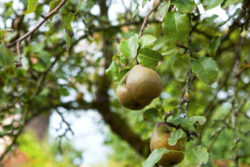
[
  {"left": 116, "top": 65, "right": 162, "bottom": 110},
  {"left": 150, "top": 122, "right": 185, "bottom": 167}
]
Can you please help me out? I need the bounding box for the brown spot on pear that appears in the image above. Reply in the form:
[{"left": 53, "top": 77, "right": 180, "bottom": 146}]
[{"left": 150, "top": 122, "right": 185, "bottom": 167}]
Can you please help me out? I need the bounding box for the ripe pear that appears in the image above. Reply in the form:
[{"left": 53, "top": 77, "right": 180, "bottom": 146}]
[
  {"left": 150, "top": 122, "right": 185, "bottom": 167},
  {"left": 116, "top": 65, "right": 162, "bottom": 110}
]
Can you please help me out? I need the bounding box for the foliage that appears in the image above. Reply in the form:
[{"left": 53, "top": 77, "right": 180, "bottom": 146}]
[
  {"left": 0, "top": 0, "right": 249, "bottom": 166},
  {"left": 5, "top": 131, "right": 82, "bottom": 167}
]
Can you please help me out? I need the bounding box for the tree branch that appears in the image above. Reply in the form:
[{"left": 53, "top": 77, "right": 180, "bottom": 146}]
[
  {"left": 139, "top": 1, "right": 161, "bottom": 37},
  {"left": 6, "top": 0, "right": 67, "bottom": 48}
]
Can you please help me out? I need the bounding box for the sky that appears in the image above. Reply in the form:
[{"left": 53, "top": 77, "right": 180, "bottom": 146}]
[{"left": 0, "top": 0, "right": 239, "bottom": 166}]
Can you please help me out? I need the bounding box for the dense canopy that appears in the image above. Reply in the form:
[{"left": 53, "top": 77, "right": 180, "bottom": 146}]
[{"left": 0, "top": 0, "right": 249, "bottom": 166}]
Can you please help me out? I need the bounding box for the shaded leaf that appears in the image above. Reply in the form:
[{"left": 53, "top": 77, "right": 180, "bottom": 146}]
[
  {"left": 171, "top": 54, "right": 190, "bottom": 82},
  {"left": 209, "top": 36, "right": 221, "bottom": 56},
  {"left": 191, "top": 57, "right": 219, "bottom": 85},
  {"left": 62, "top": 12, "right": 75, "bottom": 49},
  {"left": 137, "top": 47, "right": 162, "bottom": 68},
  {"left": 0, "top": 46, "right": 14, "bottom": 69},
  {"left": 143, "top": 108, "right": 159, "bottom": 121}
]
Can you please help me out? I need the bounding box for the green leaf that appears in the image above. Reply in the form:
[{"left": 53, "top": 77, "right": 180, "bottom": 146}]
[
  {"left": 168, "top": 129, "right": 184, "bottom": 146},
  {"left": 105, "top": 61, "right": 119, "bottom": 81},
  {"left": 143, "top": 108, "right": 159, "bottom": 121},
  {"left": 202, "top": 15, "right": 219, "bottom": 26},
  {"left": 186, "top": 146, "right": 209, "bottom": 165},
  {"left": 137, "top": 47, "right": 162, "bottom": 68},
  {"left": 172, "top": 0, "right": 196, "bottom": 13},
  {"left": 209, "top": 36, "right": 221, "bottom": 56},
  {"left": 170, "top": 117, "right": 195, "bottom": 131},
  {"left": 156, "top": 1, "right": 171, "bottom": 18},
  {"left": 171, "top": 54, "right": 190, "bottom": 82},
  {"left": 162, "top": 12, "right": 190, "bottom": 43},
  {"left": 119, "top": 35, "right": 139, "bottom": 59},
  {"left": 222, "top": 0, "right": 242, "bottom": 8},
  {"left": 143, "top": 148, "right": 169, "bottom": 167},
  {"left": 63, "top": 12, "right": 75, "bottom": 31},
  {"left": 201, "top": 0, "right": 224, "bottom": 10},
  {"left": 0, "top": 31, "right": 6, "bottom": 44},
  {"left": 23, "top": 0, "right": 38, "bottom": 14},
  {"left": 59, "top": 87, "right": 70, "bottom": 96},
  {"left": 191, "top": 57, "right": 219, "bottom": 85},
  {"left": 188, "top": 116, "right": 206, "bottom": 125},
  {"left": 106, "top": 59, "right": 128, "bottom": 82},
  {"left": 188, "top": 42, "right": 203, "bottom": 52},
  {"left": 3, "top": 124, "right": 13, "bottom": 131},
  {"left": 0, "top": 46, "right": 14, "bottom": 68},
  {"left": 62, "top": 12, "right": 75, "bottom": 49},
  {"left": 141, "top": 35, "right": 157, "bottom": 47},
  {"left": 49, "top": 0, "right": 61, "bottom": 13}
]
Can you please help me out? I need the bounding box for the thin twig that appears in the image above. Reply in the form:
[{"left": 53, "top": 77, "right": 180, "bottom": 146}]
[
  {"left": 139, "top": 1, "right": 161, "bottom": 37},
  {"left": 231, "top": 36, "right": 245, "bottom": 167},
  {"left": 15, "top": 41, "right": 22, "bottom": 67},
  {"left": 184, "top": 71, "right": 192, "bottom": 118},
  {"left": 6, "top": 0, "right": 67, "bottom": 48},
  {"left": 54, "top": 107, "right": 74, "bottom": 154}
]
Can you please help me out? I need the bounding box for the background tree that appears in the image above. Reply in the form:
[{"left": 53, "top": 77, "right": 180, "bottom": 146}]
[{"left": 0, "top": 0, "right": 249, "bottom": 166}]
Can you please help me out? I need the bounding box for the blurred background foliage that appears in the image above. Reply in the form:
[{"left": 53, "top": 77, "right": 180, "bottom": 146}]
[{"left": 0, "top": 0, "right": 249, "bottom": 166}]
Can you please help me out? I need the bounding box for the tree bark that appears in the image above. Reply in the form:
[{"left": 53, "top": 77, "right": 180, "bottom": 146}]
[{"left": 94, "top": 0, "right": 150, "bottom": 157}]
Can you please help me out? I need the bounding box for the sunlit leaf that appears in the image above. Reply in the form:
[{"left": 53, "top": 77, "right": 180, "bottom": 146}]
[
  {"left": 0, "top": 31, "right": 6, "bottom": 44},
  {"left": 162, "top": 12, "right": 190, "bottom": 43},
  {"left": 168, "top": 129, "right": 184, "bottom": 146},
  {"left": 172, "top": 0, "right": 196, "bottom": 13},
  {"left": 201, "top": 0, "right": 224, "bottom": 10},
  {"left": 141, "top": 35, "right": 157, "bottom": 47},
  {"left": 143, "top": 148, "right": 169, "bottom": 167},
  {"left": 49, "top": 0, "right": 61, "bottom": 13},
  {"left": 186, "top": 146, "right": 209, "bottom": 165},
  {"left": 119, "top": 35, "right": 139, "bottom": 59},
  {"left": 23, "top": 0, "right": 38, "bottom": 14},
  {"left": 188, "top": 116, "right": 206, "bottom": 125}
]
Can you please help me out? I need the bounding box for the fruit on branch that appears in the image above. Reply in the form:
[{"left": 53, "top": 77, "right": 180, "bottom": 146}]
[
  {"left": 150, "top": 122, "right": 185, "bottom": 167},
  {"left": 116, "top": 65, "right": 162, "bottom": 110}
]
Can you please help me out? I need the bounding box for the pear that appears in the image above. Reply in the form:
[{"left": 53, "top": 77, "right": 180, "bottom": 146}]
[
  {"left": 150, "top": 122, "right": 185, "bottom": 167},
  {"left": 116, "top": 65, "right": 162, "bottom": 110}
]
